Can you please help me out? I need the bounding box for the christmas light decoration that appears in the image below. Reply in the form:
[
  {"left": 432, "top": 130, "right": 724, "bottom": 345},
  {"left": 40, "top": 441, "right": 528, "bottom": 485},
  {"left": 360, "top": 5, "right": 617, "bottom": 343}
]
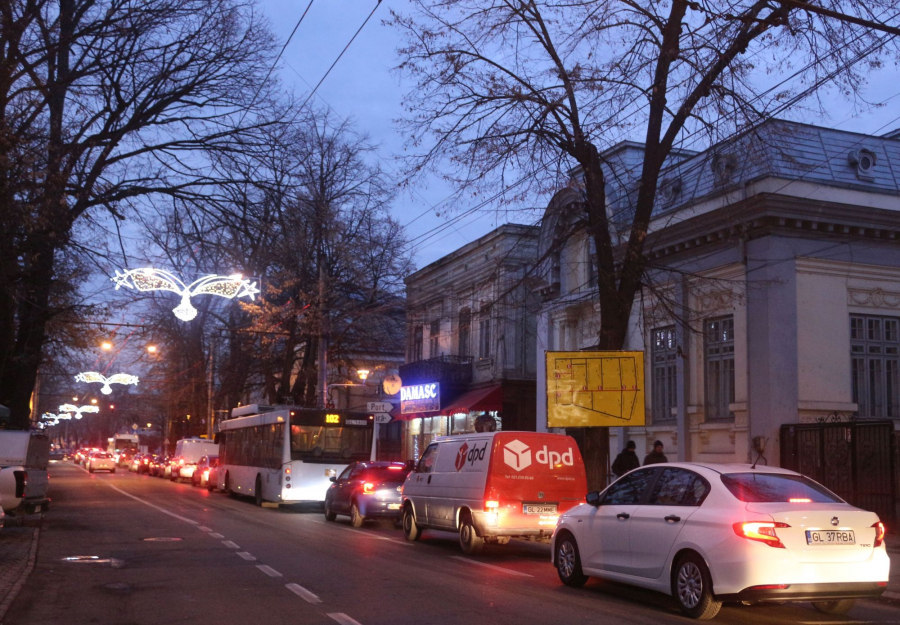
[
  {"left": 112, "top": 267, "right": 259, "bottom": 321},
  {"left": 58, "top": 404, "right": 100, "bottom": 419},
  {"left": 75, "top": 372, "right": 139, "bottom": 394}
]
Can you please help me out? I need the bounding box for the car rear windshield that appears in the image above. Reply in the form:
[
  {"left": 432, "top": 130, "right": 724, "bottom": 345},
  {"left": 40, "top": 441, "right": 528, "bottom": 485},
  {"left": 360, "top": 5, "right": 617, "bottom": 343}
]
[
  {"left": 720, "top": 473, "right": 843, "bottom": 503},
  {"left": 96, "top": 453, "right": 112, "bottom": 459},
  {"left": 365, "top": 467, "right": 409, "bottom": 483}
]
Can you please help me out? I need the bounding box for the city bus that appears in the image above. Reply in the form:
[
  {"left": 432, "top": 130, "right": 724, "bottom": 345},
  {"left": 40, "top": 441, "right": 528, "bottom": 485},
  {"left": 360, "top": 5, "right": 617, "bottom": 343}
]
[
  {"left": 108, "top": 434, "right": 139, "bottom": 466},
  {"left": 215, "top": 405, "right": 375, "bottom": 505}
]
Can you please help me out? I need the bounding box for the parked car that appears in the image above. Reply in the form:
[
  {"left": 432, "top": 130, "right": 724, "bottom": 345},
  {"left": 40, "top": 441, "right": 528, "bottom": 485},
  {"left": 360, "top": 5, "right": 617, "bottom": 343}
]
[
  {"left": 149, "top": 456, "right": 166, "bottom": 477},
  {"left": 129, "top": 453, "right": 144, "bottom": 472},
  {"left": 163, "top": 457, "right": 177, "bottom": 479},
  {"left": 87, "top": 451, "right": 116, "bottom": 473},
  {"left": 0, "top": 431, "right": 50, "bottom": 516},
  {"left": 552, "top": 463, "right": 890, "bottom": 620},
  {"left": 117, "top": 448, "right": 137, "bottom": 468},
  {"left": 401, "top": 432, "right": 587, "bottom": 554},
  {"left": 137, "top": 454, "right": 156, "bottom": 474},
  {"left": 192, "top": 456, "right": 219, "bottom": 488},
  {"left": 325, "top": 461, "right": 410, "bottom": 527},
  {"left": 206, "top": 464, "right": 218, "bottom": 492}
]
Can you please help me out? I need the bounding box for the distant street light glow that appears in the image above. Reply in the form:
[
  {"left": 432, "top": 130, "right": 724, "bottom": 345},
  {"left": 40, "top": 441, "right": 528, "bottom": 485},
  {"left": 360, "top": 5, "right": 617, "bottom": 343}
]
[
  {"left": 147, "top": 345, "right": 158, "bottom": 353},
  {"left": 112, "top": 267, "right": 259, "bottom": 322},
  {"left": 75, "top": 371, "right": 139, "bottom": 394},
  {"left": 101, "top": 341, "right": 113, "bottom": 350}
]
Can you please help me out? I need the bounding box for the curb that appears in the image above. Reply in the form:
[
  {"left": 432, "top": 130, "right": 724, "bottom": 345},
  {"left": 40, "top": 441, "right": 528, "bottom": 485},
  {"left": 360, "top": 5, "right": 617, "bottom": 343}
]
[{"left": 0, "top": 523, "right": 40, "bottom": 624}]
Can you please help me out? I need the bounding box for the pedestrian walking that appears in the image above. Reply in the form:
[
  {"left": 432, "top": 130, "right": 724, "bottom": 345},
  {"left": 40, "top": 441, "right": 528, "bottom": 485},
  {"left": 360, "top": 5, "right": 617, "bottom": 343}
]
[
  {"left": 643, "top": 440, "right": 669, "bottom": 466},
  {"left": 611, "top": 440, "right": 641, "bottom": 477}
]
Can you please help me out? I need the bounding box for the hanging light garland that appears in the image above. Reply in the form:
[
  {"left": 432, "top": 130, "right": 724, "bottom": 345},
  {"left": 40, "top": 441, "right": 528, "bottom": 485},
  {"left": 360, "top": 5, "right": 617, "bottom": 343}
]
[
  {"left": 75, "top": 372, "right": 139, "bottom": 395},
  {"left": 111, "top": 267, "right": 260, "bottom": 321},
  {"left": 57, "top": 404, "right": 100, "bottom": 419}
]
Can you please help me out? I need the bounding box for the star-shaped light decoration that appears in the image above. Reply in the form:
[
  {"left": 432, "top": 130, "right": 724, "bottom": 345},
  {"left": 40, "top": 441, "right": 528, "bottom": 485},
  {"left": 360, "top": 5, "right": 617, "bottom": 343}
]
[
  {"left": 112, "top": 267, "right": 260, "bottom": 321},
  {"left": 58, "top": 404, "right": 100, "bottom": 420},
  {"left": 75, "top": 372, "right": 139, "bottom": 395}
]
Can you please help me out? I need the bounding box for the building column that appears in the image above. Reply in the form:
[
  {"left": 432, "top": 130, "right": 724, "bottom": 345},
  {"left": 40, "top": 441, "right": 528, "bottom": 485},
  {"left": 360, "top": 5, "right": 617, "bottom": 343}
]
[
  {"left": 535, "top": 310, "right": 550, "bottom": 432},
  {"left": 675, "top": 276, "right": 691, "bottom": 462}
]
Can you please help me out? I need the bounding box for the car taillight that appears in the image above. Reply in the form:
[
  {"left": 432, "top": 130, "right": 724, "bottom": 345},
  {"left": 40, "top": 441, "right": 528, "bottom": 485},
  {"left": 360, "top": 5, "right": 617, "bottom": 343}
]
[
  {"left": 179, "top": 459, "right": 185, "bottom": 466},
  {"left": 733, "top": 521, "right": 790, "bottom": 548},
  {"left": 143, "top": 459, "right": 149, "bottom": 464},
  {"left": 873, "top": 521, "right": 886, "bottom": 548},
  {"left": 363, "top": 483, "right": 375, "bottom": 494}
]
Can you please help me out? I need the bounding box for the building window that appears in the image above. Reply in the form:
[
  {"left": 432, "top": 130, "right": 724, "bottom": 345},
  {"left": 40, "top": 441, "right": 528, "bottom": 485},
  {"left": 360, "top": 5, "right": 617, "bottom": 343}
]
[
  {"left": 851, "top": 314, "right": 900, "bottom": 419},
  {"left": 412, "top": 326, "right": 423, "bottom": 362},
  {"left": 479, "top": 315, "right": 491, "bottom": 359},
  {"left": 458, "top": 308, "right": 471, "bottom": 358},
  {"left": 705, "top": 316, "right": 734, "bottom": 420},
  {"left": 429, "top": 319, "right": 440, "bottom": 358},
  {"left": 652, "top": 326, "right": 677, "bottom": 421}
]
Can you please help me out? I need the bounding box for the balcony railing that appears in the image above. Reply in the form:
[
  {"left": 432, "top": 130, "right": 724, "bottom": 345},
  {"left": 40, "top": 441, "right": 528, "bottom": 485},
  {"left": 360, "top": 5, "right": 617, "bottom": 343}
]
[{"left": 399, "top": 355, "right": 473, "bottom": 386}]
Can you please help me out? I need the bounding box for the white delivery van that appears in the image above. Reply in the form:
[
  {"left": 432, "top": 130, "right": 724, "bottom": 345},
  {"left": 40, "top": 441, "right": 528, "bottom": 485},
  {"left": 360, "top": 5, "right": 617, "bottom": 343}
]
[
  {"left": 401, "top": 431, "right": 588, "bottom": 554},
  {"left": 173, "top": 437, "right": 219, "bottom": 481},
  {"left": 0, "top": 431, "right": 50, "bottom": 515}
]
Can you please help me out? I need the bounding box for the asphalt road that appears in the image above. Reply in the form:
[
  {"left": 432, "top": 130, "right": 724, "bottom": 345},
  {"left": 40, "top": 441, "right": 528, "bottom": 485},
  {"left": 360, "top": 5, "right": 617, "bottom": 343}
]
[{"left": 6, "top": 462, "right": 899, "bottom": 625}]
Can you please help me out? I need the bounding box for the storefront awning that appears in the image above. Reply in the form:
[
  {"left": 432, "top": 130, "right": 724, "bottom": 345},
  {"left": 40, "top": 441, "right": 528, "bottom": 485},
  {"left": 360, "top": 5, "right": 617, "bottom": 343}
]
[
  {"left": 394, "top": 385, "right": 503, "bottom": 421},
  {"left": 439, "top": 385, "right": 502, "bottom": 417}
]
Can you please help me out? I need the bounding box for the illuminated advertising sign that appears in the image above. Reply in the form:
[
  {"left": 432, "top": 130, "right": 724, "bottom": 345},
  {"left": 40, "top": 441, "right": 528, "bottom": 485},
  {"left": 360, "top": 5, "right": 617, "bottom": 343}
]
[{"left": 400, "top": 383, "right": 440, "bottom": 414}]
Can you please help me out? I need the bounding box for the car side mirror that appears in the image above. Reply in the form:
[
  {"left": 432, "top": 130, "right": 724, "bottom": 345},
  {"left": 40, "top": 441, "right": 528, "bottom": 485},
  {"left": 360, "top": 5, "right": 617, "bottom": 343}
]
[
  {"left": 329, "top": 476, "right": 336, "bottom": 483},
  {"left": 586, "top": 491, "right": 601, "bottom": 507}
]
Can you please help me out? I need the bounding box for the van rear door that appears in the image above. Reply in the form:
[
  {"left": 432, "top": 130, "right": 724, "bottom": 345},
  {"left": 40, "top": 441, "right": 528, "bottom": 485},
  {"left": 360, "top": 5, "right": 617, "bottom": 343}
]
[{"left": 487, "top": 433, "right": 587, "bottom": 531}]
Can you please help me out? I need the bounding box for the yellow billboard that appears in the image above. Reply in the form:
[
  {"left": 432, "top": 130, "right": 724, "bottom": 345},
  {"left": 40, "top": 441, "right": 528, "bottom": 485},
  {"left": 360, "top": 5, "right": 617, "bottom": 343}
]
[{"left": 546, "top": 351, "right": 646, "bottom": 428}]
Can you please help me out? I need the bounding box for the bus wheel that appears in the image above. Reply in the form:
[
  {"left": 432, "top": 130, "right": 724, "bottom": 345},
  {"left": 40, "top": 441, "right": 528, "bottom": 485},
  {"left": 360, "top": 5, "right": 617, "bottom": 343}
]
[
  {"left": 350, "top": 502, "right": 364, "bottom": 528},
  {"left": 254, "top": 475, "right": 263, "bottom": 506}
]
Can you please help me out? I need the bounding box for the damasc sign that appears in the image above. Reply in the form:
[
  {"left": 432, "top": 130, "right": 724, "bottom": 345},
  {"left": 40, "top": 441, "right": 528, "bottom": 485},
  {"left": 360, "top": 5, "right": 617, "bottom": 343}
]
[{"left": 400, "top": 383, "right": 441, "bottom": 415}]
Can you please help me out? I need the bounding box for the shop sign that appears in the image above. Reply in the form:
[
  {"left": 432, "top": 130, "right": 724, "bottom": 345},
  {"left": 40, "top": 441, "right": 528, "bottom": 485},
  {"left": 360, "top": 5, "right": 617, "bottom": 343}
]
[{"left": 400, "top": 383, "right": 440, "bottom": 414}]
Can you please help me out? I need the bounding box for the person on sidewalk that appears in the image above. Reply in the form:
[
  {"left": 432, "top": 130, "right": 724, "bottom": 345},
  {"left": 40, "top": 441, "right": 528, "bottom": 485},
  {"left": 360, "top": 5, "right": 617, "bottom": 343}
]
[
  {"left": 612, "top": 441, "right": 641, "bottom": 477},
  {"left": 644, "top": 440, "right": 669, "bottom": 466}
]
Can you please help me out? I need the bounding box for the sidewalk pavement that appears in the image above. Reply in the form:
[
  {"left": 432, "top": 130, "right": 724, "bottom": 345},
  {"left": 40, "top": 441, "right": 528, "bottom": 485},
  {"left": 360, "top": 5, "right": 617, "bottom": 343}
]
[{"left": 0, "top": 516, "right": 41, "bottom": 623}]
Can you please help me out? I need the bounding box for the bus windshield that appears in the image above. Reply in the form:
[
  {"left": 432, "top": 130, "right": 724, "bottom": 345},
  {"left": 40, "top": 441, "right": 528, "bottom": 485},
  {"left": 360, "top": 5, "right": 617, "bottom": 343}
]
[{"left": 290, "top": 425, "right": 370, "bottom": 462}]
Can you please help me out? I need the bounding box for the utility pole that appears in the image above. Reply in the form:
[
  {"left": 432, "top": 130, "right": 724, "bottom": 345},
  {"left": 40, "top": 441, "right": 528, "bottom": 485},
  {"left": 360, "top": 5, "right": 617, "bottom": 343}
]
[{"left": 206, "top": 334, "right": 215, "bottom": 438}]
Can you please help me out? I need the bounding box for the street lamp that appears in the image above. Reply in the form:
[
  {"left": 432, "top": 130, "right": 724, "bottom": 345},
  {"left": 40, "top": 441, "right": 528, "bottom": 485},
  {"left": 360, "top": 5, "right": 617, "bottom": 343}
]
[
  {"left": 147, "top": 345, "right": 158, "bottom": 354},
  {"left": 101, "top": 341, "right": 113, "bottom": 350},
  {"left": 91, "top": 398, "right": 98, "bottom": 405},
  {"left": 357, "top": 369, "right": 370, "bottom": 381}
]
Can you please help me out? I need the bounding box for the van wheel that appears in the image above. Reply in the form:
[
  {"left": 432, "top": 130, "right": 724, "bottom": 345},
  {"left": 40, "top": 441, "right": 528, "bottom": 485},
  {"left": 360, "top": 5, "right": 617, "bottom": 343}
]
[
  {"left": 812, "top": 600, "right": 856, "bottom": 615},
  {"left": 402, "top": 506, "right": 420, "bottom": 541},
  {"left": 254, "top": 475, "right": 263, "bottom": 506},
  {"left": 555, "top": 533, "right": 588, "bottom": 587},
  {"left": 459, "top": 513, "right": 483, "bottom": 555},
  {"left": 672, "top": 552, "right": 721, "bottom": 620}
]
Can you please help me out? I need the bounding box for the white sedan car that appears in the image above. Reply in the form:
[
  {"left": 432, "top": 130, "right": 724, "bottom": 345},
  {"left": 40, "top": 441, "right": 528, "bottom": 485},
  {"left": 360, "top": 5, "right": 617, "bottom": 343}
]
[
  {"left": 552, "top": 463, "right": 888, "bottom": 620},
  {"left": 87, "top": 452, "right": 117, "bottom": 473}
]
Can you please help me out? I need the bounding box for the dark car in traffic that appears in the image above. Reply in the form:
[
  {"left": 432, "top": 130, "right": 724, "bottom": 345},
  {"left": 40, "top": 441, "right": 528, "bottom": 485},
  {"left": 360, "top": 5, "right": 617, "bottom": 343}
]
[
  {"left": 192, "top": 455, "right": 218, "bottom": 488},
  {"left": 325, "top": 461, "right": 410, "bottom": 527}
]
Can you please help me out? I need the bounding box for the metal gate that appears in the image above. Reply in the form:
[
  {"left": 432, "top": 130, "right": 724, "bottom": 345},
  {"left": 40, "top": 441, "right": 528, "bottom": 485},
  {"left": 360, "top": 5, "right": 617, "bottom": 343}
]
[{"left": 781, "top": 421, "right": 896, "bottom": 526}]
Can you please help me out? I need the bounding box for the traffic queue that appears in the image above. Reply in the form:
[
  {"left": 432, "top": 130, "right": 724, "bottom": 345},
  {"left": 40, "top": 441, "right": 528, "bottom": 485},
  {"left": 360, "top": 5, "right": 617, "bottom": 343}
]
[{"left": 71, "top": 428, "right": 890, "bottom": 621}]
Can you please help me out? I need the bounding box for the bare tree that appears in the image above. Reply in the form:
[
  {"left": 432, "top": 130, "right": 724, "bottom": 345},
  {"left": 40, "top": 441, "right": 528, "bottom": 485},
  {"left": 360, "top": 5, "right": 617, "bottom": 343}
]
[
  {"left": 0, "top": 0, "right": 279, "bottom": 427},
  {"left": 390, "top": 0, "right": 897, "bottom": 489}
]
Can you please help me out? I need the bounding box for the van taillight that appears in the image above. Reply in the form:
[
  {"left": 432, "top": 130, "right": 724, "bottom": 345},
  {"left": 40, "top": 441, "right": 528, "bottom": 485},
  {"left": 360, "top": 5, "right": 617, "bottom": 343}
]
[
  {"left": 873, "top": 521, "right": 886, "bottom": 548},
  {"left": 484, "top": 500, "right": 499, "bottom": 511},
  {"left": 14, "top": 471, "right": 27, "bottom": 498}
]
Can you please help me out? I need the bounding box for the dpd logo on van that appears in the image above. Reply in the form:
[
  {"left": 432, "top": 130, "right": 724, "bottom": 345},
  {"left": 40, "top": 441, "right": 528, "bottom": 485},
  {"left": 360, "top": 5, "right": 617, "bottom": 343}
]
[
  {"left": 504, "top": 440, "right": 576, "bottom": 471},
  {"left": 455, "top": 441, "right": 488, "bottom": 471}
]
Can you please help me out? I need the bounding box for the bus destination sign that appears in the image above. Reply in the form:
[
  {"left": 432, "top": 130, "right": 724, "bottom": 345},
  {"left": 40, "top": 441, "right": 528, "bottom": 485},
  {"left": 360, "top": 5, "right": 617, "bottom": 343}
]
[{"left": 400, "top": 383, "right": 440, "bottom": 414}]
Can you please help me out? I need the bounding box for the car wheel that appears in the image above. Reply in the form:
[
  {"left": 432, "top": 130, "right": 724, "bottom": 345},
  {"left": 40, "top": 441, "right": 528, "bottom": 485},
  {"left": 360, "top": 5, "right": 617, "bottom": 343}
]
[
  {"left": 324, "top": 500, "right": 337, "bottom": 522},
  {"left": 350, "top": 502, "right": 364, "bottom": 528},
  {"left": 459, "top": 512, "right": 484, "bottom": 555},
  {"left": 89, "top": 467, "right": 94, "bottom": 473},
  {"left": 672, "top": 553, "right": 721, "bottom": 620},
  {"left": 812, "top": 600, "right": 856, "bottom": 615},
  {"left": 402, "top": 506, "right": 420, "bottom": 541},
  {"left": 555, "top": 533, "right": 588, "bottom": 587},
  {"left": 254, "top": 475, "right": 263, "bottom": 506}
]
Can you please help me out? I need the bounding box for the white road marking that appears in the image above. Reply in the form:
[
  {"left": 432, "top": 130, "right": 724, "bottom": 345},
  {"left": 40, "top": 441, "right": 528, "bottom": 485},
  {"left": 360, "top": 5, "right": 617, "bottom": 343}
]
[
  {"left": 342, "top": 528, "right": 413, "bottom": 545},
  {"left": 105, "top": 484, "right": 198, "bottom": 525},
  {"left": 285, "top": 583, "right": 321, "bottom": 604},
  {"left": 208, "top": 532, "right": 224, "bottom": 539},
  {"left": 222, "top": 541, "right": 239, "bottom": 549},
  {"left": 327, "top": 614, "right": 363, "bottom": 625},
  {"left": 449, "top": 556, "right": 534, "bottom": 578},
  {"left": 197, "top": 526, "right": 212, "bottom": 532},
  {"left": 236, "top": 552, "right": 256, "bottom": 561},
  {"left": 256, "top": 564, "right": 282, "bottom": 578}
]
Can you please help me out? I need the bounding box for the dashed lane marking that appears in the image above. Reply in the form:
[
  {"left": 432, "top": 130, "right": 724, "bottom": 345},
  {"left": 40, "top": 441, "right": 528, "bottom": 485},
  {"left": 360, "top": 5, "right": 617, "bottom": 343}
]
[
  {"left": 327, "top": 614, "right": 363, "bottom": 625},
  {"left": 449, "top": 556, "right": 534, "bottom": 578},
  {"left": 197, "top": 526, "right": 212, "bottom": 532},
  {"left": 236, "top": 552, "right": 256, "bottom": 561},
  {"left": 208, "top": 532, "right": 224, "bottom": 539},
  {"left": 286, "top": 583, "right": 321, "bottom": 604},
  {"left": 256, "top": 564, "right": 282, "bottom": 578},
  {"left": 105, "top": 484, "right": 198, "bottom": 525},
  {"left": 342, "top": 528, "right": 414, "bottom": 545},
  {"left": 222, "top": 541, "right": 240, "bottom": 549}
]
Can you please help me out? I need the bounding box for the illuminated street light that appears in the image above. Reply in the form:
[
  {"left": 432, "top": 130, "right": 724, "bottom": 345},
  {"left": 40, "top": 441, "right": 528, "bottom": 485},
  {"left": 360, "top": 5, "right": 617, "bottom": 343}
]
[
  {"left": 109, "top": 404, "right": 115, "bottom": 409},
  {"left": 146, "top": 423, "right": 152, "bottom": 428},
  {"left": 101, "top": 341, "right": 113, "bottom": 350},
  {"left": 357, "top": 369, "right": 370, "bottom": 381},
  {"left": 90, "top": 398, "right": 98, "bottom": 405},
  {"left": 72, "top": 396, "right": 78, "bottom": 401},
  {"left": 112, "top": 267, "right": 259, "bottom": 322},
  {"left": 147, "top": 345, "right": 158, "bottom": 353},
  {"left": 75, "top": 371, "right": 139, "bottom": 394}
]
